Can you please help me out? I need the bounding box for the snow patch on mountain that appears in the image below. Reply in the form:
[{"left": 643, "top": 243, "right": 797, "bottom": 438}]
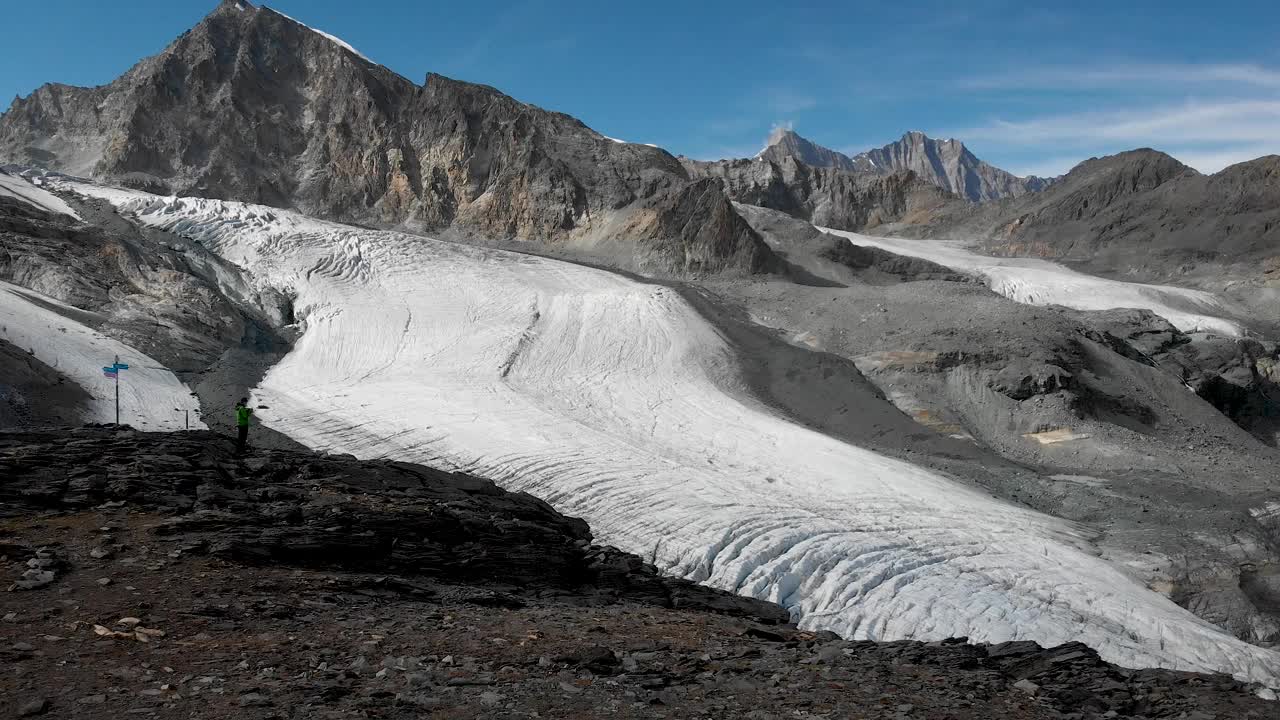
[
  {"left": 0, "top": 170, "right": 80, "bottom": 220},
  {"left": 57, "top": 180, "right": 1280, "bottom": 685},
  {"left": 823, "top": 228, "right": 1244, "bottom": 337},
  {"left": 269, "top": 9, "right": 374, "bottom": 64},
  {"left": 602, "top": 135, "right": 659, "bottom": 148},
  {"left": 0, "top": 281, "right": 204, "bottom": 431}
]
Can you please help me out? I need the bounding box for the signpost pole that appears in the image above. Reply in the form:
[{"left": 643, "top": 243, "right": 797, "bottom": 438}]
[{"left": 114, "top": 355, "right": 120, "bottom": 425}]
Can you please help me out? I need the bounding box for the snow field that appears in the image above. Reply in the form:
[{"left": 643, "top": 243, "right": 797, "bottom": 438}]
[
  {"left": 64, "top": 181, "right": 1280, "bottom": 685},
  {"left": 0, "top": 281, "right": 204, "bottom": 431},
  {"left": 822, "top": 228, "right": 1244, "bottom": 336},
  {"left": 0, "top": 170, "right": 81, "bottom": 220}
]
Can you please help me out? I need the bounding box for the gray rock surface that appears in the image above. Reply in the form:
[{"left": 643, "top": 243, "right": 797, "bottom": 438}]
[
  {"left": 858, "top": 131, "right": 1052, "bottom": 201},
  {"left": 755, "top": 127, "right": 877, "bottom": 173},
  {"left": 684, "top": 154, "right": 952, "bottom": 231},
  {"left": 0, "top": 338, "right": 89, "bottom": 429}
]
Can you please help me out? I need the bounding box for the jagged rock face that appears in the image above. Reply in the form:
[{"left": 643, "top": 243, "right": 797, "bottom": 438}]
[
  {"left": 1, "top": 3, "right": 419, "bottom": 209},
  {"left": 617, "top": 178, "right": 779, "bottom": 275},
  {"left": 0, "top": 84, "right": 111, "bottom": 176},
  {"left": 751, "top": 129, "right": 1048, "bottom": 202},
  {"left": 0, "top": 2, "right": 773, "bottom": 277},
  {"left": 402, "top": 75, "right": 734, "bottom": 254},
  {"left": 858, "top": 131, "right": 1051, "bottom": 202},
  {"left": 685, "top": 155, "right": 952, "bottom": 231},
  {"left": 757, "top": 127, "right": 876, "bottom": 173}
]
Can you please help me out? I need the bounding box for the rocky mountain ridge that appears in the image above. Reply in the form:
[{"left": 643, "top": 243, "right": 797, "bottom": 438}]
[
  {"left": 884, "top": 148, "right": 1280, "bottom": 327},
  {"left": 0, "top": 1, "right": 772, "bottom": 277},
  {"left": 756, "top": 128, "right": 1051, "bottom": 201},
  {"left": 683, "top": 153, "right": 953, "bottom": 232}
]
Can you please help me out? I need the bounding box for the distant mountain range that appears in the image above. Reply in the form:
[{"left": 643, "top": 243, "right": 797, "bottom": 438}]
[
  {"left": 755, "top": 128, "right": 1051, "bottom": 202},
  {"left": 0, "top": 0, "right": 1275, "bottom": 303}
]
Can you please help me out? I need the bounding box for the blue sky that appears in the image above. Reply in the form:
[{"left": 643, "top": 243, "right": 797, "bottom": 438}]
[{"left": 3, "top": 0, "right": 1279, "bottom": 176}]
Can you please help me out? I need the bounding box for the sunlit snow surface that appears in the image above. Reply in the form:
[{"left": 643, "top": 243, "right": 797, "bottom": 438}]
[
  {"left": 0, "top": 170, "right": 81, "bottom": 220},
  {"left": 62, "top": 181, "right": 1280, "bottom": 685},
  {"left": 0, "top": 281, "right": 204, "bottom": 430},
  {"left": 823, "top": 228, "right": 1244, "bottom": 336}
]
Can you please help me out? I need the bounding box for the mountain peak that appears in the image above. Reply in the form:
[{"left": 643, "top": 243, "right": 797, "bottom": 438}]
[
  {"left": 752, "top": 128, "right": 1047, "bottom": 201},
  {"left": 213, "top": 0, "right": 255, "bottom": 14},
  {"left": 765, "top": 126, "right": 800, "bottom": 145},
  {"left": 757, "top": 128, "right": 869, "bottom": 173}
]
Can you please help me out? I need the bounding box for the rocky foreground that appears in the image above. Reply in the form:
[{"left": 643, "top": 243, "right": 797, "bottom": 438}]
[{"left": 0, "top": 428, "right": 1273, "bottom": 718}]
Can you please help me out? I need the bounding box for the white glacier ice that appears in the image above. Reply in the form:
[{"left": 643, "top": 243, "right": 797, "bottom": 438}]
[
  {"left": 822, "top": 228, "right": 1244, "bottom": 337},
  {"left": 58, "top": 180, "right": 1280, "bottom": 685},
  {"left": 0, "top": 169, "right": 81, "bottom": 220},
  {"left": 0, "top": 280, "right": 204, "bottom": 431}
]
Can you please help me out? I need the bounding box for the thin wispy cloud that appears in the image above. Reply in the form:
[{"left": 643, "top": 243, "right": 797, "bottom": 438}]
[
  {"left": 954, "top": 100, "right": 1280, "bottom": 147},
  {"left": 762, "top": 88, "right": 818, "bottom": 114},
  {"left": 963, "top": 62, "right": 1280, "bottom": 91},
  {"left": 947, "top": 92, "right": 1280, "bottom": 173},
  {"left": 1006, "top": 157, "right": 1092, "bottom": 179}
]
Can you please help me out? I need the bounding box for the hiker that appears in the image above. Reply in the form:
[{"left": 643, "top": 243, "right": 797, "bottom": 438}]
[{"left": 235, "top": 398, "right": 253, "bottom": 454}]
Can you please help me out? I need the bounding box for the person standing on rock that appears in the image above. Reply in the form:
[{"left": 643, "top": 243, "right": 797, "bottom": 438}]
[{"left": 235, "top": 398, "right": 253, "bottom": 455}]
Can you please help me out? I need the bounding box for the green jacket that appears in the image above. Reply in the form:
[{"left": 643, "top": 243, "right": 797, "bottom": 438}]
[{"left": 235, "top": 405, "right": 253, "bottom": 427}]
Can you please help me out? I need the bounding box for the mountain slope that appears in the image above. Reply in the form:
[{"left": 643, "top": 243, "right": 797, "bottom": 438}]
[
  {"left": 683, "top": 154, "right": 952, "bottom": 231},
  {"left": 892, "top": 149, "right": 1280, "bottom": 323},
  {"left": 0, "top": 1, "right": 772, "bottom": 277},
  {"left": 60, "top": 177, "right": 1280, "bottom": 685},
  {"left": 755, "top": 129, "right": 1050, "bottom": 202}
]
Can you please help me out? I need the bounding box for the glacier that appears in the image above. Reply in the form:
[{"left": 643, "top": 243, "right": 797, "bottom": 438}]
[
  {"left": 0, "top": 169, "right": 81, "bottom": 220},
  {"left": 822, "top": 228, "right": 1244, "bottom": 337},
  {"left": 0, "top": 280, "right": 204, "bottom": 431},
  {"left": 59, "top": 180, "right": 1280, "bottom": 686}
]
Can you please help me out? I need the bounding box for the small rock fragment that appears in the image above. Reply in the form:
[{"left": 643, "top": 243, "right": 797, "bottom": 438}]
[
  {"left": 238, "top": 693, "right": 272, "bottom": 707},
  {"left": 1013, "top": 679, "right": 1040, "bottom": 696},
  {"left": 17, "top": 698, "right": 50, "bottom": 716}
]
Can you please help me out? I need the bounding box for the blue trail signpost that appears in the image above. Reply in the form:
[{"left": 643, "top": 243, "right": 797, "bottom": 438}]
[{"left": 102, "top": 355, "right": 129, "bottom": 425}]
